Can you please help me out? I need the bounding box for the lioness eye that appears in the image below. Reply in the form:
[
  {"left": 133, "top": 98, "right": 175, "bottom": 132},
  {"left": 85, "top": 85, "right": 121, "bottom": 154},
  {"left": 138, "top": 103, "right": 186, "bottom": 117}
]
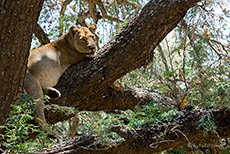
[
  {"left": 92, "top": 36, "right": 95, "bottom": 40},
  {"left": 81, "top": 37, "right": 86, "bottom": 41}
]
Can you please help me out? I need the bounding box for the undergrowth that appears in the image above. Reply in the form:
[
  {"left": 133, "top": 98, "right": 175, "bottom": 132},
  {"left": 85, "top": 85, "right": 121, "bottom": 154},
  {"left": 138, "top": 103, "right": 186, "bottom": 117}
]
[{"left": 0, "top": 94, "right": 221, "bottom": 153}]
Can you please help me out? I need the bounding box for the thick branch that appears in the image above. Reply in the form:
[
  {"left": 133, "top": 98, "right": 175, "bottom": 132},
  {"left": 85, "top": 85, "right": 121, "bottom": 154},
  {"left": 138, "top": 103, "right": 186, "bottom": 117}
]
[
  {"left": 0, "top": 0, "right": 44, "bottom": 125},
  {"left": 51, "top": 0, "right": 201, "bottom": 111},
  {"left": 76, "top": 9, "right": 91, "bottom": 26},
  {"left": 37, "top": 108, "right": 230, "bottom": 153},
  {"left": 44, "top": 85, "right": 175, "bottom": 124},
  {"left": 78, "top": 85, "right": 176, "bottom": 111}
]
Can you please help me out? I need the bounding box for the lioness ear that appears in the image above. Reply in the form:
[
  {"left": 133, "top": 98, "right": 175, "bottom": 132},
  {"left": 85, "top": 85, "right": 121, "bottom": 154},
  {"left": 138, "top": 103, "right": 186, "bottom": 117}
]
[
  {"left": 89, "top": 24, "right": 97, "bottom": 34},
  {"left": 69, "top": 26, "right": 79, "bottom": 37}
]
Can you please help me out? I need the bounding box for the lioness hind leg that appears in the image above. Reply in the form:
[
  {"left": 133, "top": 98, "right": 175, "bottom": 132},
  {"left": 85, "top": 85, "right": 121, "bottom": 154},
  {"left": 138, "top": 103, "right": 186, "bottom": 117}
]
[
  {"left": 25, "top": 72, "right": 47, "bottom": 125},
  {"left": 25, "top": 72, "right": 57, "bottom": 138},
  {"left": 25, "top": 72, "right": 43, "bottom": 99}
]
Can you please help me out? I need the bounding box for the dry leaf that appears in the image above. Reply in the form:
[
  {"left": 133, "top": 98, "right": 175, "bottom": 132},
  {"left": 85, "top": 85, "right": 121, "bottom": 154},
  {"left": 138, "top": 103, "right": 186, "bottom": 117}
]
[
  {"left": 71, "top": 5, "right": 76, "bottom": 11},
  {"left": 175, "top": 61, "right": 179, "bottom": 65},
  {"left": 203, "top": 28, "right": 209, "bottom": 35},
  {"left": 203, "top": 74, "right": 207, "bottom": 80},
  {"left": 61, "top": 1, "right": 64, "bottom": 6},
  {"left": 219, "top": 16, "right": 224, "bottom": 21},
  {"left": 203, "top": 28, "right": 211, "bottom": 37},
  {"left": 180, "top": 99, "right": 188, "bottom": 110}
]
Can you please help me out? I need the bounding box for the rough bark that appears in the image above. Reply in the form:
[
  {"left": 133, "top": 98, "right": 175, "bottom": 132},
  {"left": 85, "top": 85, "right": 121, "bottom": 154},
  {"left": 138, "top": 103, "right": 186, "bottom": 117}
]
[
  {"left": 0, "top": 0, "right": 44, "bottom": 125},
  {"left": 36, "top": 108, "right": 230, "bottom": 154},
  {"left": 49, "top": 0, "right": 200, "bottom": 112},
  {"left": 44, "top": 85, "right": 176, "bottom": 124}
]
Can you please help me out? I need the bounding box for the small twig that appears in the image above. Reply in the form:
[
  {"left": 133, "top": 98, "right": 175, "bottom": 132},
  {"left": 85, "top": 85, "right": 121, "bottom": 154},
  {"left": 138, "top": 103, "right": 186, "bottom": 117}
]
[
  {"left": 116, "top": 0, "right": 138, "bottom": 9},
  {"left": 157, "top": 44, "right": 169, "bottom": 72},
  {"left": 172, "top": 129, "right": 195, "bottom": 154},
  {"left": 150, "top": 140, "right": 175, "bottom": 149}
]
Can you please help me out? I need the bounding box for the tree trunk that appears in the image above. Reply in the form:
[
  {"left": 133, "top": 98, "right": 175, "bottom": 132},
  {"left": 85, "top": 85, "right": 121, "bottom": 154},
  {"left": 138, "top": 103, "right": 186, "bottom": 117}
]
[
  {"left": 36, "top": 108, "right": 230, "bottom": 154},
  {"left": 0, "top": 0, "right": 44, "bottom": 125}
]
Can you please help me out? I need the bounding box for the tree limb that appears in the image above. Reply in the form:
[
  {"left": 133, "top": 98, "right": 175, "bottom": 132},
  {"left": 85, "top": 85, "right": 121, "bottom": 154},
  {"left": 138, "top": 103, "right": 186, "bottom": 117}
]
[
  {"left": 33, "top": 23, "right": 50, "bottom": 45},
  {"left": 0, "top": 0, "right": 45, "bottom": 125},
  {"left": 79, "top": 0, "right": 122, "bottom": 25},
  {"left": 44, "top": 85, "right": 175, "bottom": 124},
  {"left": 36, "top": 107, "right": 230, "bottom": 153},
  {"left": 93, "top": 0, "right": 122, "bottom": 22}
]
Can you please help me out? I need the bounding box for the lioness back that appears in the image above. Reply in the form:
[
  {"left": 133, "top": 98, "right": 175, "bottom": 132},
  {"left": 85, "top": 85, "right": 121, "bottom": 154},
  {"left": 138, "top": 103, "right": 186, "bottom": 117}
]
[{"left": 28, "top": 44, "right": 65, "bottom": 89}]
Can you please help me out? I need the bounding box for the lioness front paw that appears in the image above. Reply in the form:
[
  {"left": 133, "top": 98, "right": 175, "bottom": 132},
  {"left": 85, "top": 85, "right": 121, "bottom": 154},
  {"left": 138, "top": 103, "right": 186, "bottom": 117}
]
[{"left": 46, "top": 87, "right": 61, "bottom": 99}]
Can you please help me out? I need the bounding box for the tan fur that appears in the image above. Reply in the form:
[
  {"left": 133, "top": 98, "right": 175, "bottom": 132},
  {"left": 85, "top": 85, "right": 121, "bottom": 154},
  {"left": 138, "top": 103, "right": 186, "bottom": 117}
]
[
  {"left": 25, "top": 24, "right": 98, "bottom": 136},
  {"left": 25, "top": 24, "right": 98, "bottom": 98}
]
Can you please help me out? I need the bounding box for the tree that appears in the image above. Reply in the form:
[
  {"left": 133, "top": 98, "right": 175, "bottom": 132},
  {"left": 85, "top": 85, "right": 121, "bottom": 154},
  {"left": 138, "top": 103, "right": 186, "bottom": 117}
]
[
  {"left": 1, "top": 0, "right": 230, "bottom": 153},
  {"left": 0, "top": 0, "right": 44, "bottom": 125}
]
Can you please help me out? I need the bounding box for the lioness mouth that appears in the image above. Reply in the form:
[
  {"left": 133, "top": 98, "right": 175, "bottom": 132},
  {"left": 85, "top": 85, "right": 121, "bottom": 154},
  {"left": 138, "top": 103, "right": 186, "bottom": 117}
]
[{"left": 79, "top": 51, "right": 95, "bottom": 56}]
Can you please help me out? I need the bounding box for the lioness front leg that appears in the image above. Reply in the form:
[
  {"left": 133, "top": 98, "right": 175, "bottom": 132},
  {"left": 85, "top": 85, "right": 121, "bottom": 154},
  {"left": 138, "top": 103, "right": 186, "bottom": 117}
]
[{"left": 25, "top": 72, "right": 57, "bottom": 138}]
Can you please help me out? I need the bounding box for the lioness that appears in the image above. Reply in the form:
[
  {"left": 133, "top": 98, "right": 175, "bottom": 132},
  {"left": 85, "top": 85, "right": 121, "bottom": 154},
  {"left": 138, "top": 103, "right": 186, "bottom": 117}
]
[{"left": 25, "top": 24, "right": 98, "bottom": 135}]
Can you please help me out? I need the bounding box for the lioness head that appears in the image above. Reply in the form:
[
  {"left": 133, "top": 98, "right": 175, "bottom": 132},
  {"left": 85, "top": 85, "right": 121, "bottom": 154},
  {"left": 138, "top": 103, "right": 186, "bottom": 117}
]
[{"left": 68, "top": 24, "right": 98, "bottom": 56}]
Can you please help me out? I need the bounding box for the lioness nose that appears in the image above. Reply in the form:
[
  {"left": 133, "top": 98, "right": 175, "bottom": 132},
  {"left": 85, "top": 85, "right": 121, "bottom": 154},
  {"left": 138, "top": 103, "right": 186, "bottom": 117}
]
[{"left": 88, "top": 45, "right": 95, "bottom": 50}]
